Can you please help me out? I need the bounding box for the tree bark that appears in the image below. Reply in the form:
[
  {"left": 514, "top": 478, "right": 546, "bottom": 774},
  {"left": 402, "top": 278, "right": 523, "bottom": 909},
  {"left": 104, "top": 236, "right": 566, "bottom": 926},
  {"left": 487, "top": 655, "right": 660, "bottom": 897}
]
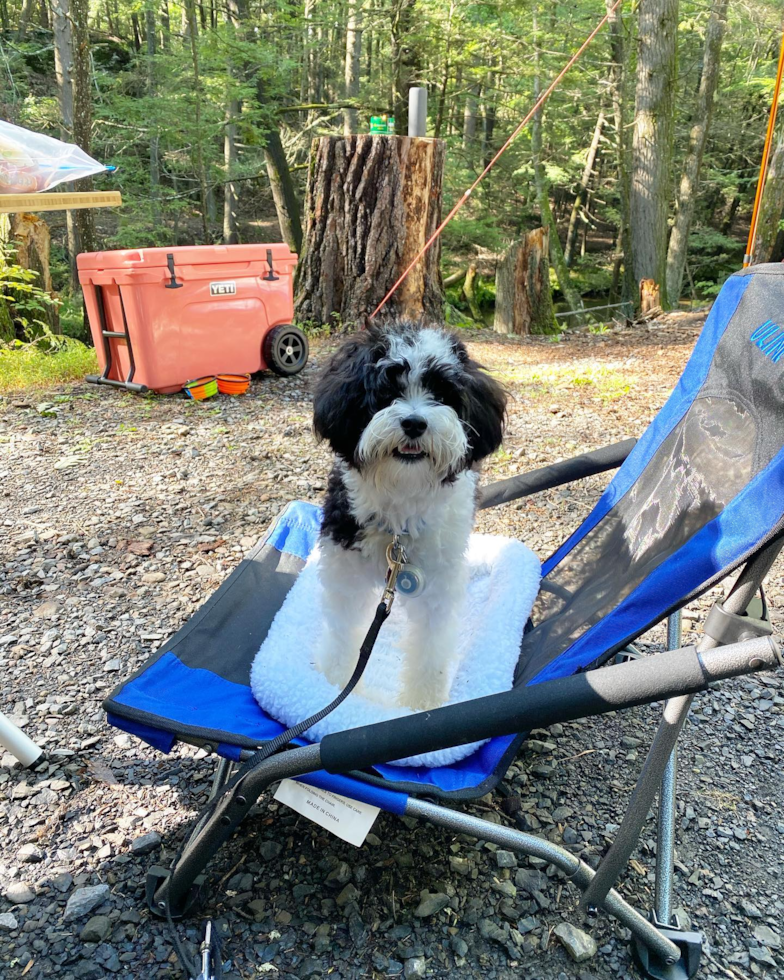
[
  {"left": 145, "top": 5, "right": 161, "bottom": 224},
  {"left": 462, "top": 264, "right": 481, "bottom": 321},
  {"left": 71, "top": 0, "right": 96, "bottom": 256},
  {"left": 390, "top": 0, "right": 417, "bottom": 132},
  {"left": 494, "top": 227, "right": 555, "bottom": 336},
  {"left": 640, "top": 278, "right": 661, "bottom": 314},
  {"left": 630, "top": 0, "right": 678, "bottom": 309},
  {"left": 17, "top": 0, "right": 36, "bottom": 39},
  {"left": 294, "top": 135, "right": 445, "bottom": 328},
  {"left": 52, "top": 0, "right": 80, "bottom": 287},
  {"left": 532, "top": 10, "right": 582, "bottom": 314},
  {"left": 665, "top": 0, "right": 728, "bottom": 304},
  {"left": 11, "top": 213, "right": 60, "bottom": 334},
  {"left": 482, "top": 63, "right": 497, "bottom": 168},
  {"left": 605, "top": 0, "right": 635, "bottom": 307},
  {"left": 564, "top": 111, "right": 604, "bottom": 267},
  {"left": 433, "top": 0, "right": 455, "bottom": 138},
  {"left": 343, "top": 0, "right": 363, "bottom": 136},
  {"left": 752, "top": 131, "right": 784, "bottom": 264},
  {"left": 184, "top": 0, "right": 210, "bottom": 242},
  {"left": 260, "top": 123, "right": 303, "bottom": 254}
]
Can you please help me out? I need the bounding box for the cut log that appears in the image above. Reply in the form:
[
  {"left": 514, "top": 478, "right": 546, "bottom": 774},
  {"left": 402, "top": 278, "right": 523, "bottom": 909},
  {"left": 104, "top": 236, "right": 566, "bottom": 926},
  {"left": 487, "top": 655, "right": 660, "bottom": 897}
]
[
  {"left": 493, "top": 227, "right": 555, "bottom": 336},
  {"left": 294, "top": 135, "right": 445, "bottom": 328}
]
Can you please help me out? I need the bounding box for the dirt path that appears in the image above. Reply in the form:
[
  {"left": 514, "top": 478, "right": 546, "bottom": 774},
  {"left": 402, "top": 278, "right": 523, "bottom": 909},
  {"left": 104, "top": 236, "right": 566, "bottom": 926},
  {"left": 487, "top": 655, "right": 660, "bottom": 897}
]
[{"left": 1, "top": 312, "right": 782, "bottom": 980}]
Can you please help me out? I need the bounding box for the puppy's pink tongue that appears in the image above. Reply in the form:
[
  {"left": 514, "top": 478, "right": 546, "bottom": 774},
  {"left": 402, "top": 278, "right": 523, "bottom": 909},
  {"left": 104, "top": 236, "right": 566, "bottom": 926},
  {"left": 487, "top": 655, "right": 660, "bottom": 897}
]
[{"left": 399, "top": 443, "right": 420, "bottom": 454}]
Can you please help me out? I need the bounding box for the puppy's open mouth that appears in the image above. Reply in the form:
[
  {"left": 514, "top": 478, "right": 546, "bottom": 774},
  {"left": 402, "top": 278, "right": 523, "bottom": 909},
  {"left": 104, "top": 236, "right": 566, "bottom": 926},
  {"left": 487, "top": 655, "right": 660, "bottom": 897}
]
[{"left": 393, "top": 443, "right": 428, "bottom": 462}]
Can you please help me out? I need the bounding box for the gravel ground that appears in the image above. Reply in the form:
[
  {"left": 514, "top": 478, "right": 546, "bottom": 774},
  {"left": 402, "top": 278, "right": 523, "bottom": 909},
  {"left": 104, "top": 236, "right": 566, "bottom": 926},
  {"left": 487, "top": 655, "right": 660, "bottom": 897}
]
[{"left": 1, "top": 313, "right": 783, "bottom": 980}]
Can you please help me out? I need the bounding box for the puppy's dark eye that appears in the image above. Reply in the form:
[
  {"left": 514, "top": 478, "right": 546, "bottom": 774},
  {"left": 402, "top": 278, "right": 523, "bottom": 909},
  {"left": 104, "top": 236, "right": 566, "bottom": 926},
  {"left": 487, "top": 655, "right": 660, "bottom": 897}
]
[{"left": 422, "top": 367, "right": 462, "bottom": 411}]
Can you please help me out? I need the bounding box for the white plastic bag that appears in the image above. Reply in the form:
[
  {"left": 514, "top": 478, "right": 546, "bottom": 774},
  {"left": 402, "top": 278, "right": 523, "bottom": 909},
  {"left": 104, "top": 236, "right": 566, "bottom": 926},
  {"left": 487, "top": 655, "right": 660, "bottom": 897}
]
[{"left": 0, "top": 120, "right": 107, "bottom": 194}]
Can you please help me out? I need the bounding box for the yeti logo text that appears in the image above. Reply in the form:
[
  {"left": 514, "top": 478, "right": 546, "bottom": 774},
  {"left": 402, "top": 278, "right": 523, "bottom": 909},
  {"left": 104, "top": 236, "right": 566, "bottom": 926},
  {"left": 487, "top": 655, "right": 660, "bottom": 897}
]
[
  {"left": 750, "top": 319, "right": 784, "bottom": 363},
  {"left": 209, "top": 281, "right": 236, "bottom": 296}
]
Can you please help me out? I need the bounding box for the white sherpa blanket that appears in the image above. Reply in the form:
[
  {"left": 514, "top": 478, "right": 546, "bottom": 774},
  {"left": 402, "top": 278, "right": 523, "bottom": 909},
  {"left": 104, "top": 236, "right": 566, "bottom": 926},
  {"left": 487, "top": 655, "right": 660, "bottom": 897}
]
[{"left": 251, "top": 534, "right": 541, "bottom": 767}]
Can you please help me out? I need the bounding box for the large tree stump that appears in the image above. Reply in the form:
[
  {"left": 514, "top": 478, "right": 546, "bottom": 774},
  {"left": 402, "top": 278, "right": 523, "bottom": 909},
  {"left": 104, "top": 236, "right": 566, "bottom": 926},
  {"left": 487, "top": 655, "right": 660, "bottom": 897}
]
[
  {"left": 493, "top": 227, "right": 555, "bottom": 335},
  {"left": 294, "top": 135, "right": 445, "bottom": 328}
]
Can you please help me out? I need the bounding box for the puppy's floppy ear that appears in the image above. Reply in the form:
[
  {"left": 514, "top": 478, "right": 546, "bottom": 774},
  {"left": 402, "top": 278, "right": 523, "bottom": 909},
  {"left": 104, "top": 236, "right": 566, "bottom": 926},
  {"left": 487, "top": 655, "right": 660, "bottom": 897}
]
[
  {"left": 313, "top": 332, "right": 378, "bottom": 461},
  {"left": 462, "top": 358, "right": 507, "bottom": 463}
]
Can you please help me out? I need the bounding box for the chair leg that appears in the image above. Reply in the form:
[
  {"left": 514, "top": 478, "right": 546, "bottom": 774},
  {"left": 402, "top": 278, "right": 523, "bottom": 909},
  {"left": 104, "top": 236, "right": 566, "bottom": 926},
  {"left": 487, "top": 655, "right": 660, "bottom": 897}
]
[
  {"left": 405, "top": 796, "right": 682, "bottom": 969},
  {"left": 208, "top": 757, "right": 235, "bottom": 801},
  {"left": 655, "top": 612, "right": 682, "bottom": 927}
]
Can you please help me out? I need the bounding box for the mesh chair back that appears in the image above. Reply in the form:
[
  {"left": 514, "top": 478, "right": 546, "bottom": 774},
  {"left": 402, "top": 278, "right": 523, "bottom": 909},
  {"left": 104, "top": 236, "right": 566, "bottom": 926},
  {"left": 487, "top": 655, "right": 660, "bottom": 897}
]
[{"left": 517, "top": 265, "right": 784, "bottom": 685}]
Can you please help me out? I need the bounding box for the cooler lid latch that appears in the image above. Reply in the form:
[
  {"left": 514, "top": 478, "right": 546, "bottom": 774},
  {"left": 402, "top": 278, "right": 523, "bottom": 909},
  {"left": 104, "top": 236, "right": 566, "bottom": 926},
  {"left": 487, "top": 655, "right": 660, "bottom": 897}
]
[
  {"left": 263, "top": 248, "right": 280, "bottom": 282},
  {"left": 165, "top": 253, "right": 183, "bottom": 289}
]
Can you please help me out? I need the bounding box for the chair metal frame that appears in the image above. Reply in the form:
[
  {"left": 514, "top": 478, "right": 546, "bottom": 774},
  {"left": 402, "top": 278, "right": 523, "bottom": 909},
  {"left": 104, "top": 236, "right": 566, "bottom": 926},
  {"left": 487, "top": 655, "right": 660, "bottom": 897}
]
[{"left": 140, "top": 449, "right": 783, "bottom": 980}]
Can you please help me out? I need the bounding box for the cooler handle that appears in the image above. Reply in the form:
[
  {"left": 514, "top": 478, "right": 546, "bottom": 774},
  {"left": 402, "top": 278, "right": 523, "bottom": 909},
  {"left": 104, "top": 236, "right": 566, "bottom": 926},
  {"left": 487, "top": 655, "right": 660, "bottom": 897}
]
[
  {"left": 263, "top": 248, "right": 280, "bottom": 282},
  {"left": 165, "top": 253, "right": 183, "bottom": 289}
]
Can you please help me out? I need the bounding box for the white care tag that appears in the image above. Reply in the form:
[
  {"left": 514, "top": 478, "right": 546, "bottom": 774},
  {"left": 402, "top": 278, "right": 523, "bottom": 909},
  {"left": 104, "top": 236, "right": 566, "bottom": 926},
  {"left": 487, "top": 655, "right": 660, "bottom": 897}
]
[{"left": 274, "top": 779, "right": 380, "bottom": 847}]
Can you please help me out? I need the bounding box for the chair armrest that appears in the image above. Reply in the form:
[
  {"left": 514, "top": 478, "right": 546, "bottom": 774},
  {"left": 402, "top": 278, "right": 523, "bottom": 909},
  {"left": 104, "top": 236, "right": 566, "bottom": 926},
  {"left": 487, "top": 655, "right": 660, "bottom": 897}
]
[{"left": 477, "top": 437, "right": 637, "bottom": 511}]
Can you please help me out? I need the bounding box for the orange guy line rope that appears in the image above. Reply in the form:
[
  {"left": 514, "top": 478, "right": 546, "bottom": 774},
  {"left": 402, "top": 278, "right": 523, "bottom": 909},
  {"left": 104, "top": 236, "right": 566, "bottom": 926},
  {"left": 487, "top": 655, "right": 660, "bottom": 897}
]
[
  {"left": 370, "top": 0, "right": 625, "bottom": 320},
  {"left": 745, "top": 23, "right": 784, "bottom": 268}
]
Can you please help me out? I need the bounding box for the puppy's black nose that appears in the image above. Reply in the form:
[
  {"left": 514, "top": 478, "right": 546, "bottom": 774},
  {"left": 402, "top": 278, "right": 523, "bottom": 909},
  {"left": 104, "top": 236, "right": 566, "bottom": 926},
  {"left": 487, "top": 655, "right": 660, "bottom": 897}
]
[{"left": 401, "top": 415, "right": 427, "bottom": 438}]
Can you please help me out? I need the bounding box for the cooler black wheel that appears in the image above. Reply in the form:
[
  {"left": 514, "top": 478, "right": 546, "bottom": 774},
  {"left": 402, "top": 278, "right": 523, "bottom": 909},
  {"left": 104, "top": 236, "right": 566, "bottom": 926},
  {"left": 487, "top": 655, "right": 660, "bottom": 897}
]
[{"left": 263, "top": 325, "right": 309, "bottom": 376}]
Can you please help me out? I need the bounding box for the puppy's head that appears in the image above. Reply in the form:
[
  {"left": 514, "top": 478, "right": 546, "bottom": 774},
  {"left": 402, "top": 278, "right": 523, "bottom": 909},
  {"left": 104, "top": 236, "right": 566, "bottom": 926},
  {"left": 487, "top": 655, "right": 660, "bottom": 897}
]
[{"left": 313, "top": 320, "right": 506, "bottom": 486}]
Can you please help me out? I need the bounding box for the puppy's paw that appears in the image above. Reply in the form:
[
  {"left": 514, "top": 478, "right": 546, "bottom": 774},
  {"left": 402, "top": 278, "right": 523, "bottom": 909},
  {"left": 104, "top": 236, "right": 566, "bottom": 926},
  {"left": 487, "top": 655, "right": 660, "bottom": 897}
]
[
  {"left": 399, "top": 678, "right": 450, "bottom": 712},
  {"left": 316, "top": 643, "right": 354, "bottom": 689}
]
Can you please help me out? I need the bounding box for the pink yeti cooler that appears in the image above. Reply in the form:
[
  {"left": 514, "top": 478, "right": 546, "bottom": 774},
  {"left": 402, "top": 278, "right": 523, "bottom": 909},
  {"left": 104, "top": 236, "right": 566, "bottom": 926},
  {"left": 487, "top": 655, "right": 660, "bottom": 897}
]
[{"left": 77, "top": 243, "right": 303, "bottom": 393}]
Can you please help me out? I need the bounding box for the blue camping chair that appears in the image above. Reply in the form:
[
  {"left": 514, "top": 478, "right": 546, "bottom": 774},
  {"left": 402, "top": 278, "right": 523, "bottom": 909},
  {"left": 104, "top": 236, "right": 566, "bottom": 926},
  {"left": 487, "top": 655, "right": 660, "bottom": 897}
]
[{"left": 105, "top": 265, "right": 784, "bottom": 979}]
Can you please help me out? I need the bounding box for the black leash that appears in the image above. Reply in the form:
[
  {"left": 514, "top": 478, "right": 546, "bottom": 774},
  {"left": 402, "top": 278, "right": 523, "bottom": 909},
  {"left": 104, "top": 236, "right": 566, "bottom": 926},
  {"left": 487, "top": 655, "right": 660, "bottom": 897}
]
[{"left": 166, "top": 537, "right": 407, "bottom": 978}]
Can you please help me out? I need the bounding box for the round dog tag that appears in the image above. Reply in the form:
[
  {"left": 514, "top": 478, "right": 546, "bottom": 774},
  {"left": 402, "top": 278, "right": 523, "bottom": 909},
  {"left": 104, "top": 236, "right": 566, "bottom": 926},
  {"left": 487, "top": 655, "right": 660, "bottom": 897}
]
[{"left": 396, "top": 563, "right": 426, "bottom": 598}]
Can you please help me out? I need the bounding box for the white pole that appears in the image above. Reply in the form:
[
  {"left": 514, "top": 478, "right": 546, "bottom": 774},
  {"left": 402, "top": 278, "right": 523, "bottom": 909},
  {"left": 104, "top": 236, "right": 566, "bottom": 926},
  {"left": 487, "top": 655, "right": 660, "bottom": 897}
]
[
  {"left": 408, "top": 87, "right": 428, "bottom": 137},
  {"left": 0, "top": 710, "right": 43, "bottom": 768}
]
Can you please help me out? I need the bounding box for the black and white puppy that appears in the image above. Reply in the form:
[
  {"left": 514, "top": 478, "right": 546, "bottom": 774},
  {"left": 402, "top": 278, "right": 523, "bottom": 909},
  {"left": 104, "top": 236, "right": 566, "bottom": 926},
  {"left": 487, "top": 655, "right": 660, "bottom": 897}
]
[{"left": 313, "top": 319, "right": 506, "bottom": 710}]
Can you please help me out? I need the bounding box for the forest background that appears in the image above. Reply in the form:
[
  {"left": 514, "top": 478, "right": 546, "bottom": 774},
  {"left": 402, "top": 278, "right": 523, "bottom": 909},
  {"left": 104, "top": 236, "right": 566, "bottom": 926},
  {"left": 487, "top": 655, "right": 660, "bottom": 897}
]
[{"left": 0, "top": 0, "right": 783, "bottom": 343}]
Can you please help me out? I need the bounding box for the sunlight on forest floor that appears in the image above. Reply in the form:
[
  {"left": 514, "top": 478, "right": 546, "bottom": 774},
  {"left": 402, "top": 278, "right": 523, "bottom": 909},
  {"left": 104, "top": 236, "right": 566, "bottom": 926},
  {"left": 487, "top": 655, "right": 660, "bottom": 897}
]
[
  {"left": 489, "top": 361, "right": 635, "bottom": 401},
  {"left": 0, "top": 343, "right": 98, "bottom": 394}
]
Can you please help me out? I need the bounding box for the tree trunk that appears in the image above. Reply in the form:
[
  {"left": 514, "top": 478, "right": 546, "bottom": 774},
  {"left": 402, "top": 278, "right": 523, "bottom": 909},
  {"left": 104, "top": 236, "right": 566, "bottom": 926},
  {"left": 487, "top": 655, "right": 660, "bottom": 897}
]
[
  {"left": 260, "top": 121, "right": 303, "bottom": 254},
  {"left": 16, "top": 0, "right": 36, "bottom": 39},
  {"left": 131, "top": 11, "right": 142, "bottom": 51},
  {"left": 605, "top": 0, "right": 635, "bottom": 308},
  {"left": 294, "top": 135, "right": 445, "bottom": 328},
  {"left": 665, "top": 0, "right": 728, "bottom": 304},
  {"left": 390, "top": 0, "right": 416, "bottom": 132},
  {"left": 145, "top": 5, "right": 161, "bottom": 224},
  {"left": 184, "top": 0, "right": 210, "bottom": 242},
  {"left": 482, "top": 64, "right": 497, "bottom": 168},
  {"left": 223, "top": 103, "right": 240, "bottom": 244},
  {"left": 462, "top": 263, "right": 481, "bottom": 321},
  {"left": 462, "top": 60, "right": 481, "bottom": 165},
  {"left": 564, "top": 111, "right": 604, "bottom": 267},
  {"left": 52, "top": 0, "right": 80, "bottom": 288},
  {"left": 71, "top": 0, "right": 96, "bottom": 257},
  {"left": 10, "top": 214, "right": 60, "bottom": 334},
  {"left": 494, "top": 227, "right": 555, "bottom": 336},
  {"left": 532, "top": 11, "right": 582, "bottom": 314},
  {"left": 343, "top": 0, "right": 363, "bottom": 136},
  {"left": 433, "top": 0, "right": 455, "bottom": 139},
  {"left": 752, "top": 132, "right": 784, "bottom": 264},
  {"left": 630, "top": 0, "right": 678, "bottom": 309}
]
